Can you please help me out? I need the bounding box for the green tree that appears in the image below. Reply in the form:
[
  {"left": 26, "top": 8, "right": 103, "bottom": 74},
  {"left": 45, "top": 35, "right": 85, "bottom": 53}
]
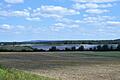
[
  {"left": 96, "top": 45, "right": 102, "bottom": 51},
  {"left": 71, "top": 46, "right": 76, "bottom": 51},
  {"left": 101, "top": 45, "right": 109, "bottom": 51},
  {"left": 78, "top": 45, "right": 84, "bottom": 51},
  {"left": 117, "top": 44, "right": 120, "bottom": 51}
]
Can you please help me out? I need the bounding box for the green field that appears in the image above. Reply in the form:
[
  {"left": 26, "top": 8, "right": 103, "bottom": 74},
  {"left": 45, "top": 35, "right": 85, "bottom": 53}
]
[
  {"left": 0, "top": 51, "right": 120, "bottom": 80},
  {"left": 0, "top": 45, "right": 33, "bottom": 51},
  {"left": 46, "top": 51, "right": 120, "bottom": 57}
]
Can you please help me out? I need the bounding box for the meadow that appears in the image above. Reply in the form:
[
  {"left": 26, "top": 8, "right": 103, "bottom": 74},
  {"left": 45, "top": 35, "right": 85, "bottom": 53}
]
[{"left": 0, "top": 51, "right": 120, "bottom": 80}]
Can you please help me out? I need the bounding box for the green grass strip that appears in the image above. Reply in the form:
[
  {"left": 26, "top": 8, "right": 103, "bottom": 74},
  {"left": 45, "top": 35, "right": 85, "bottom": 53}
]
[{"left": 0, "top": 65, "right": 56, "bottom": 80}]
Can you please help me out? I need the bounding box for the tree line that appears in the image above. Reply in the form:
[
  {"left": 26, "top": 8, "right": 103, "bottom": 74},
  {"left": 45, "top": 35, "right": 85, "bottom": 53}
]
[
  {"left": 0, "top": 44, "right": 120, "bottom": 52},
  {"left": 34, "top": 44, "right": 120, "bottom": 52}
]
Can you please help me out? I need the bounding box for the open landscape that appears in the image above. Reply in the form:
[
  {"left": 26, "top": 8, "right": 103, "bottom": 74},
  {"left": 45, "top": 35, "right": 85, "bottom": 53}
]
[
  {"left": 0, "top": 0, "right": 120, "bottom": 80},
  {"left": 0, "top": 51, "right": 120, "bottom": 80}
]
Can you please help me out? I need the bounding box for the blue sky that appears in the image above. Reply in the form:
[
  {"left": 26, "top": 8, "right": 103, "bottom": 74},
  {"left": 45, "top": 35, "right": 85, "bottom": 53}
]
[{"left": 0, "top": 0, "right": 120, "bottom": 41}]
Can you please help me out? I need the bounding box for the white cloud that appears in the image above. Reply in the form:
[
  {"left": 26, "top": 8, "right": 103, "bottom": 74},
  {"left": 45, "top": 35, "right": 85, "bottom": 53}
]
[
  {"left": 0, "top": 10, "right": 30, "bottom": 17},
  {"left": 72, "top": 0, "right": 117, "bottom": 3},
  {"left": 51, "top": 23, "right": 65, "bottom": 31},
  {"left": 26, "top": 17, "right": 41, "bottom": 21},
  {"left": 0, "top": 24, "right": 26, "bottom": 33},
  {"left": 51, "top": 22, "right": 79, "bottom": 31},
  {"left": 83, "top": 16, "right": 114, "bottom": 23},
  {"left": 11, "top": 11, "right": 29, "bottom": 17},
  {"left": 56, "top": 18, "right": 82, "bottom": 25},
  {"left": 107, "top": 21, "right": 120, "bottom": 26},
  {"left": 51, "top": 15, "right": 118, "bottom": 32},
  {"left": 16, "top": 25, "right": 25, "bottom": 29},
  {"left": 72, "top": 0, "right": 116, "bottom": 17},
  {"left": 73, "top": 3, "right": 113, "bottom": 10},
  {"left": 4, "top": 0, "right": 24, "bottom": 4},
  {"left": 0, "top": 24, "right": 12, "bottom": 30},
  {"left": 0, "top": 24, "right": 44, "bottom": 34},
  {"left": 86, "top": 9, "right": 109, "bottom": 14},
  {"left": 0, "top": 5, "right": 79, "bottom": 20},
  {"left": 32, "top": 5, "right": 80, "bottom": 18}
]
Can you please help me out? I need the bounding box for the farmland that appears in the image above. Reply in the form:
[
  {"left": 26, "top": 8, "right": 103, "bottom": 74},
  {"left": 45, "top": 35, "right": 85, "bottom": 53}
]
[{"left": 0, "top": 52, "right": 120, "bottom": 80}]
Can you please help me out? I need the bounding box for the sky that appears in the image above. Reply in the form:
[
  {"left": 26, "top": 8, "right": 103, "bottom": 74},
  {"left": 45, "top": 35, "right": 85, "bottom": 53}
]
[{"left": 0, "top": 0, "right": 120, "bottom": 41}]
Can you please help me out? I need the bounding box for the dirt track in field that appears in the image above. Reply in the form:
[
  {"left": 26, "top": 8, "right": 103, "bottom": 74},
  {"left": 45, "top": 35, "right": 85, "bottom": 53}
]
[{"left": 0, "top": 52, "right": 120, "bottom": 80}]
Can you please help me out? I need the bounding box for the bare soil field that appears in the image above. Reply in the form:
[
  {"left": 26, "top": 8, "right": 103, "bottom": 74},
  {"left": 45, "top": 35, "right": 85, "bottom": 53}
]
[{"left": 0, "top": 52, "right": 120, "bottom": 80}]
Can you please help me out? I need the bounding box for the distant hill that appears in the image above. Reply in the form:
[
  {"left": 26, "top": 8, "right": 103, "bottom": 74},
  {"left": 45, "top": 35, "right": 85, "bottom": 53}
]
[
  {"left": 22, "top": 39, "right": 120, "bottom": 45},
  {"left": 24, "top": 40, "right": 51, "bottom": 42},
  {"left": 24, "top": 40, "right": 64, "bottom": 43},
  {"left": 0, "top": 39, "right": 120, "bottom": 45},
  {"left": 115, "top": 39, "right": 120, "bottom": 41},
  {"left": 116, "top": 39, "right": 120, "bottom": 40}
]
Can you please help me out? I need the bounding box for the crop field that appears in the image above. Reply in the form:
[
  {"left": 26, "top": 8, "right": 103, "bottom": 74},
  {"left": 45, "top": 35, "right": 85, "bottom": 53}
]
[{"left": 0, "top": 51, "right": 120, "bottom": 80}]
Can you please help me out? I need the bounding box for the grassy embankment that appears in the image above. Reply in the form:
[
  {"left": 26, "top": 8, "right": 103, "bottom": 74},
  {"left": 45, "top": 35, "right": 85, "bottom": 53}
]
[{"left": 0, "top": 65, "right": 56, "bottom": 80}]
